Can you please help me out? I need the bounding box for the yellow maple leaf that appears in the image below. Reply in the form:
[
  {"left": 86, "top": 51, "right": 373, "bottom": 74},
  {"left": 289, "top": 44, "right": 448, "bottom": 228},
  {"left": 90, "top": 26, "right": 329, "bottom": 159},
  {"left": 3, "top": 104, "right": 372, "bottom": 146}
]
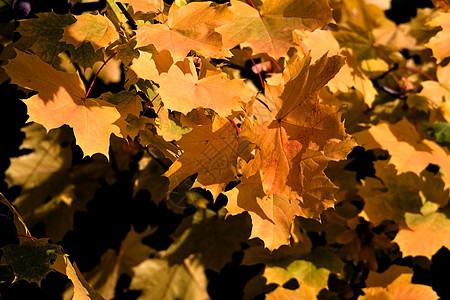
[
  {"left": 61, "top": 13, "right": 119, "bottom": 51},
  {"left": 129, "top": 50, "right": 173, "bottom": 82},
  {"left": 394, "top": 211, "right": 450, "bottom": 259},
  {"left": 135, "top": 1, "right": 233, "bottom": 61},
  {"left": 3, "top": 50, "right": 121, "bottom": 157},
  {"left": 97, "top": 90, "right": 143, "bottom": 137},
  {"left": 355, "top": 118, "right": 450, "bottom": 186},
  {"left": 156, "top": 58, "right": 254, "bottom": 116},
  {"left": 119, "top": 0, "right": 164, "bottom": 13},
  {"left": 419, "top": 64, "right": 450, "bottom": 122},
  {"left": 217, "top": 0, "right": 332, "bottom": 58},
  {"left": 225, "top": 173, "right": 302, "bottom": 250},
  {"left": 361, "top": 266, "right": 438, "bottom": 300},
  {"left": 425, "top": 11, "right": 450, "bottom": 62}
]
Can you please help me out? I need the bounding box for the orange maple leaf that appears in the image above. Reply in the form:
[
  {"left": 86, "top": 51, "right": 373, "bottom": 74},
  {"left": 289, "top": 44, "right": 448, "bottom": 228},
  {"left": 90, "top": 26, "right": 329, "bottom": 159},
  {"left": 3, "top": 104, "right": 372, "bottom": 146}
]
[
  {"left": 119, "top": 0, "right": 164, "bottom": 14},
  {"left": 244, "top": 54, "right": 348, "bottom": 200},
  {"left": 3, "top": 50, "right": 121, "bottom": 157},
  {"left": 135, "top": 1, "right": 233, "bottom": 61},
  {"left": 217, "top": 0, "right": 333, "bottom": 58},
  {"left": 164, "top": 111, "right": 242, "bottom": 199},
  {"left": 225, "top": 54, "right": 355, "bottom": 249}
]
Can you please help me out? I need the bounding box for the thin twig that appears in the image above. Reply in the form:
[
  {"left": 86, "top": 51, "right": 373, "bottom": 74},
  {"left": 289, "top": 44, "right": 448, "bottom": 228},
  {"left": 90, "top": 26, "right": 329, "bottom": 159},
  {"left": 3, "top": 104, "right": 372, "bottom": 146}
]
[{"left": 116, "top": 2, "right": 138, "bottom": 30}]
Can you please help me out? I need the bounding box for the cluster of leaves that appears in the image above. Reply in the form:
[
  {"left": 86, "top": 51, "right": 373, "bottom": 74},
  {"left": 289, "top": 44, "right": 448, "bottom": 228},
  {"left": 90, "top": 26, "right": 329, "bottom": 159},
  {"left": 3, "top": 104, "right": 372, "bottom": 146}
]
[{"left": 1, "top": 0, "right": 450, "bottom": 299}]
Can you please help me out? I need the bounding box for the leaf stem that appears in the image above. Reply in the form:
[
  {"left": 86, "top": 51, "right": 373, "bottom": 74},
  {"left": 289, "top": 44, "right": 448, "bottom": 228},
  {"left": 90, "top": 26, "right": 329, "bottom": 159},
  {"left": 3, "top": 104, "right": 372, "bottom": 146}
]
[
  {"left": 17, "top": 234, "right": 37, "bottom": 240},
  {"left": 266, "top": 53, "right": 282, "bottom": 71},
  {"left": 228, "top": 119, "right": 240, "bottom": 135},
  {"left": 246, "top": 0, "right": 257, "bottom": 9},
  {"left": 84, "top": 51, "right": 117, "bottom": 100},
  {"left": 243, "top": 49, "right": 265, "bottom": 90},
  {"left": 405, "top": 67, "right": 435, "bottom": 81}
]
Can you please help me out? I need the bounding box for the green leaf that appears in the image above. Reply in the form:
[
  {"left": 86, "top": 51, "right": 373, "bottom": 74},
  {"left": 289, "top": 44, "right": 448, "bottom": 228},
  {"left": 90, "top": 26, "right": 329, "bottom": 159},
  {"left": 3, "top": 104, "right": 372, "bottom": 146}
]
[
  {"left": 0, "top": 239, "right": 62, "bottom": 285},
  {"left": 428, "top": 122, "right": 450, "bottom": 146},
  {"left": 68, "top": 42, "right": 104, "bottom": 69}
]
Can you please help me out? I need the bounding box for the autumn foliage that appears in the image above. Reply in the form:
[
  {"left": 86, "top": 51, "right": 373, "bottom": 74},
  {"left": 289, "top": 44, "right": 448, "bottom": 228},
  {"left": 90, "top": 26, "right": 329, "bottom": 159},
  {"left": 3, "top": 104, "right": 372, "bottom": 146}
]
[{"left": 0, "top": 0, "right": 450, "bottom": 299}]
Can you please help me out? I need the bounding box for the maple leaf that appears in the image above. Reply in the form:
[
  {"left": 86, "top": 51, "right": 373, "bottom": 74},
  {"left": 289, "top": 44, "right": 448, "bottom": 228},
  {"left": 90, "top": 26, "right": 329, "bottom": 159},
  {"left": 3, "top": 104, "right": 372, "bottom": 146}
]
[
  {"left": 225, "top": 54, "right": 354, "bottom": 249},
  {"left": 155, "top": 58, "right": 254, "bottom": 116},
  {"left": 129, "top": 256, "right": 209, "bottom": 300},
  {"left": 164, "top": 112, "right": 243, "bottom": 199},
  {"left": 394, "top": 210, "right": 450, "bottom": 259},
  {"left": 5, "top": 123, "right": 116, "bottom": 242},
  {"left": 355, "top": 118, "right": 450, "bottom": 186},
  {"left": 0, "top": 239, "right": 62, "bottom": 286},
  {"left": 126, "top": 114, "right": 181, "bottom": 162},
  {"left": 135, "top": 1, "right": 233, "bottom": 61},
  {"left": 3, "top": 50, "right": 121, "bottom": 157},
  {"left": 52, "top": 254, "right": 105, "bottom": 300},
  {"left": 113, "top": 38, "right": 140, "bottom": 67},
  {"left": 161, "top": 208, "right": 251, "bottom": 272},
  {"left": 419, "top": 64, "right": 450, "bottom": 122},
  {"left": 264, "top": 260, "right": 330, "bottom": 299},
  {"left": 68, "top": 42, "right": 105, "bottom": 69},
  {"left": 14, "top": 12, "right": 76, "bottom": 67},
  {"left": 425, "top": 11, "right": 450, "bottom": 62},
  {"left": 82, "top": 227, "right": 155, "bottom": 299},
  {"left": 156, "top": 107, "right": 192, "bottom": 141},
  {"left": 217, "top": 0, "right": 332, "bottom": 58},
  {"left": 226, "top": 175, "right": 303, "bottom": 251},
  {"left": 358, "top": 161, "right": 449, "bottom": 226},
  {"left": 243, "top": 245, "right": 344, "bottom": 298},
  {"left": 97, "top": 90, "right": 144, "bottom": 137},
  {"left": 129, "top": 49, "right": 173, "bottom": 82},
  {"left": 361, "top": 265, "right": 438, "bottom": 299},
  {"left": 133, "top": 154, "right": 170, "bottom": 203},
  {"left": 244, "top": 54, "right": 349, "bottom": 202},
  {"left": 61, "top": 13, "right": 119, "bottom": 51},
  {"left": 119, "top": 0, "right": 164, "bottom": 13},
  {"left": 327, "top": 48, "right": 378, "bottom": 107}
]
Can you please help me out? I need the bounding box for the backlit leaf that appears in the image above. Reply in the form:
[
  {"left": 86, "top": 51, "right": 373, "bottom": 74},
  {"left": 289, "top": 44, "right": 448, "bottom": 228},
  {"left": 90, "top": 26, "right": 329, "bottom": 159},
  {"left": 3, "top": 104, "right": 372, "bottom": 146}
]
[
  {"left": 61, "top": 13, "right": 119, "bottom": 52},
  {"left": 3, "top": 50, "right": 121, "bottom": 157},
  {"left": 135, "top": 1, "right": 233, "bottom": 61},
  {"left": 217, "top": 0, "right": 332, "bottom": 58}
]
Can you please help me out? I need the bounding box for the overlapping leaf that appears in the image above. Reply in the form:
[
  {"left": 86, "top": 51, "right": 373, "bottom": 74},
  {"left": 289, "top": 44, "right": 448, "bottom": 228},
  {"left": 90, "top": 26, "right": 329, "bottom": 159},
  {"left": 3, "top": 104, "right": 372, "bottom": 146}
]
[
  {"left": 135, "top": 1, "right": 233, "bottom": 61},
  {"left": 61, "top": 13, "right": 119, "bottom": 51},
  {"left": 164, "top": 111, "right": 242, "bottom": 199},
  {"left": 355, "top": 118, "right": 450, "bottom": 185},
  {"left": 156, "top": 58, "right": 254, "bottom": 116},
  {"left": 218, "top": 0, "right": 332, "bottom": 57},
  {"left": 425, "top": 11, "right": 450, "bottom": 62},
  {"left": 3, "top": 50, "right": 121, "bottom": 157}
]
